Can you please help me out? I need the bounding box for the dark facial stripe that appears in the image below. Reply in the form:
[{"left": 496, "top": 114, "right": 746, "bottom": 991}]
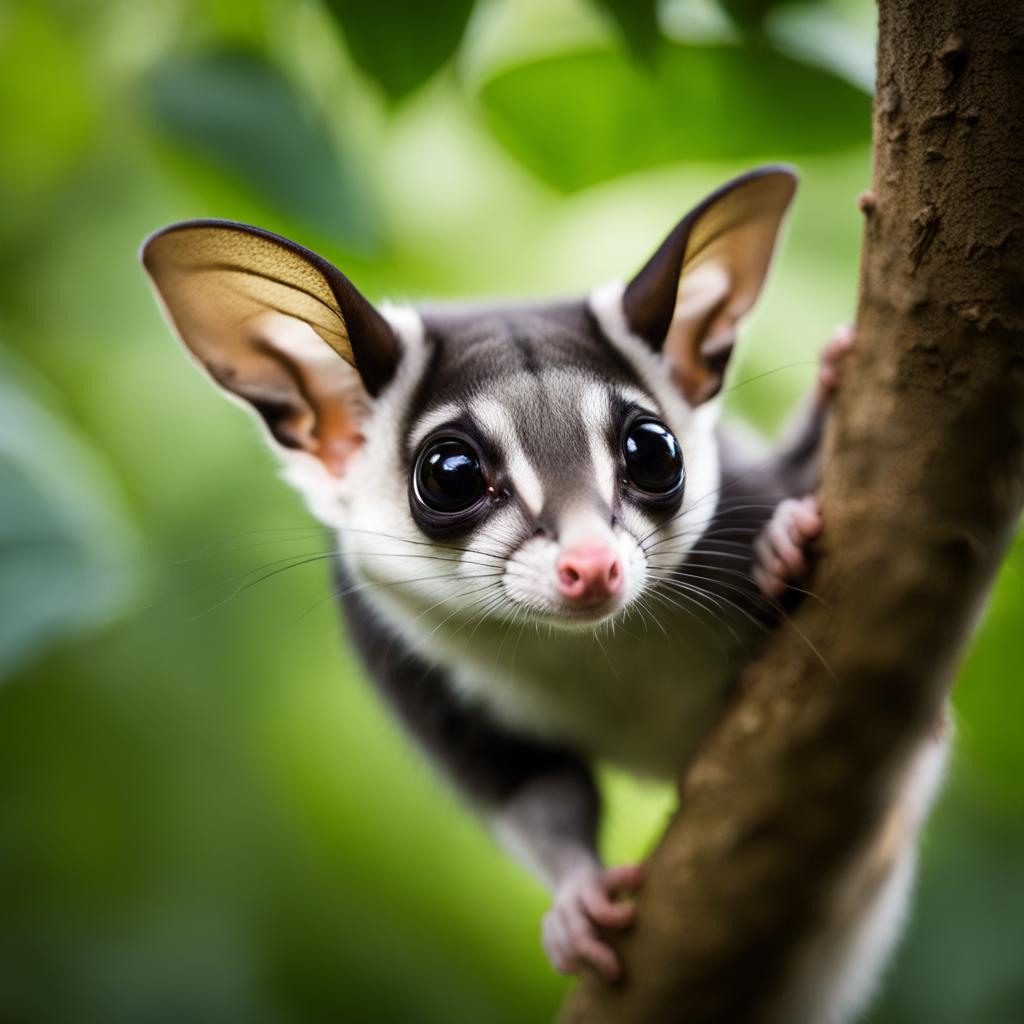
[{"left": 400, "top": 300, "right": 665, "bottom": 541}]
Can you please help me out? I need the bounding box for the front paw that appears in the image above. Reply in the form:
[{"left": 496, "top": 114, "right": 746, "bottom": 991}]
[
  {"left": 542, "top": 863, "right": 643, "bottom": 982},
  {"left": 815, "top": 323, "right": 856, "bottom": 407},
  {"left": 754, "top": 496, "right": 823, "bottom": 599}
]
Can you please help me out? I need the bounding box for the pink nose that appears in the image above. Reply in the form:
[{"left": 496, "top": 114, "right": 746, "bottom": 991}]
[{"left": 556, "top": 543, "right": 624, "bottom": 606}]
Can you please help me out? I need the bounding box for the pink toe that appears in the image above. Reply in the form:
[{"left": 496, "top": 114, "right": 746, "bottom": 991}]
[
  {"left": 832, "top": 324, "right": 856, "bottom": 347},
  {"left": 794, "top": 499, "right": 823, "bottom": 538},
  {"left": 583, "top": 889, "right": 634, "bottom": 929},
  {"left": 770, "top": 525, "right": 804, "bottom": 574},
  {"left": 577, "top": 935, "right": 622, "bottom": 981},
  {"left": 605, "top": 864, "right": 644, "bottom": 891}
]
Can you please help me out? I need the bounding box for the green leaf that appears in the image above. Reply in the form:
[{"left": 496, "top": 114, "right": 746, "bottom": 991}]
[
  {"left": 0, "top": 358, "right": 140, "bottom": 681},
  {"left": 321, "top": 0, "right": 476, "bottom": 101},
  {"left": 591, "top": 0, "right": 661, "bottom": 57},
  {"left": 718, "top": 0, "right": 789, "bottom": 31},
  {"left": 148, "top": 49, "right": 378, "bottom": 250},
  {"left": 478, "top": 42, "right": 871, "bottom": 191}
]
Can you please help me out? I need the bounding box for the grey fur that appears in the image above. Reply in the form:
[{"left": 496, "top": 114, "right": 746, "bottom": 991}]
[
  {"left": 333, "top": 295, "right": 817, "bottom": 865},
  {"left": 143, "top": 167, "right": 843, "bottom": 985}
]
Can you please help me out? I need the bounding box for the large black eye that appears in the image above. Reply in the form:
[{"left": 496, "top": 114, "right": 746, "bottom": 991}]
[
  {"left": 623, "top": 417, "right": 684, "bottom": 496},
  {"left": 414, "top": 437, "right": 487, "bottom": 515}
]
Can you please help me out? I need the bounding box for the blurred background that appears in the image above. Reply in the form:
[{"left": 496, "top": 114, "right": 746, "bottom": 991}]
[{"left": 1, "top": 0, "right": 1022, "bottom": 1021}]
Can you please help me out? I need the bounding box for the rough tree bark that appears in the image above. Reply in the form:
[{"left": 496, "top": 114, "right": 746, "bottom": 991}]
[{"left": 560, "top": 2, "right": 1024, "bottom": 1021}]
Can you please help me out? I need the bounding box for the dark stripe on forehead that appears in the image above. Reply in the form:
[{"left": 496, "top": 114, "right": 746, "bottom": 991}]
[
  {"left": 511, "top": 325, "right": 541, "bottom": 377},
  {"left": 400, "top": 302, "right": 662, "bottom": 537},
  {"left": 418, "top": 300, "right": 648, "bottom": 408}
]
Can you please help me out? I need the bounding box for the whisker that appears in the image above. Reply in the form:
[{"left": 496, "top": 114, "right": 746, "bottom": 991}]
[
  {"left": 646, "top": 543, "right": 755, "bottom": 565},
  {"left": 650, "top": 576, "right": 752, "bottom": 647},
  {"left": 638, "top": 449, "right": 806, "bottom": 549},
  {"left": 220, "top": 544, "right": 501, "bottom": 602},
  {"left": 340, "top": 526, "right": 508, "bottom": 563},
  {"left": 493, "top": 603, "right": 525, "bottom": 675},
  {"left": 652, "top": 564, "right": 770, "bottom": 613},
  {"left": 194, "top": 551, "right": 341, "bottom": 618},
  {"left": 415, "top": 581, "right": 507, "bottom": 651},
  {"left": 661, "top": 559, "right": 829, "bottom": 609},
  {"left": 591, "top": 629, "right": 621, "bottom": 682},
  {"left": 343, "top": 548, "right": 503, "bottom": 572},
  {"left": 641, "top": 585, "right": 731, "bottom": 657},
  {"left": 173, "top": 525, "right": 331, "bottom": 565},
  {"left": 637, "top": 469, "right": 789, "bottom": 549},
  {"left": 645, "top": 504, "right": 779, "bottom": 539},
  {"left": 651, "top": 569, "right": 834, "bottom": 680},
  {"left": 377, "top": 576, "right": 510, "bottom": 667},
  {"left": 645, "top": 511, "right": 774, "bottom": 548},
  {"left": 636, "top": 593, "right": 670, "bottom": 638},
  {"left": 455, "top": 590, "right": 511, "bottom": 649},
  {"left": 647, "top": 523, "right": 765, "bottom": 552},
  {"left": 721, "top": 359, "right": 818, "bottom": 397}
]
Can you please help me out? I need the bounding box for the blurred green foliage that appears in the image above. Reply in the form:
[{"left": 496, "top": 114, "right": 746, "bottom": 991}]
[
  {"left": 479, "top": 42, "right": 870, "bottom": 189},
  {"left": 149, "top": 48, "right": 378, "bottom": 247},
  {"left": 0, "top": 0, "right": 1020, "bottom": 1022},
  {"left": 322, "top": 0, "right": 477, "bottom": 100},
  {"left": 591, "top": 0, "right": 661, "bottom": 57}
]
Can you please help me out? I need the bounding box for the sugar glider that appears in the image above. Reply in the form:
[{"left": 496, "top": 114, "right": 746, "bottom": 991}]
[{"left": 142, "top": 167, "right": 948, "bottom": 1023}]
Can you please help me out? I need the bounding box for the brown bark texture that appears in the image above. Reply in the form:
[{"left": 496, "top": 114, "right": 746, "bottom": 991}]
[{"left": 559, "top": 2, "right": 1024, "bottom": 1021}]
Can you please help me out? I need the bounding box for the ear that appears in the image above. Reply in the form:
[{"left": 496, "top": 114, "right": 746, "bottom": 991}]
[
  {"left": 622, "top": 166, "right": 797, "bottom": 406},
  {"left": 140, "top": 219, "right": 400, "bottom": 477}
]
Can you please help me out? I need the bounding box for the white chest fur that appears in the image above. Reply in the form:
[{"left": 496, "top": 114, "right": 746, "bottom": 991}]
[{"left": 433, "top": 606, "right": 749, "bottom": 779}]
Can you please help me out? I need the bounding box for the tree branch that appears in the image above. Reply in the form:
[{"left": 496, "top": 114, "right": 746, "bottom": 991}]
[{"left": 559, "top": 2, "right": 1024, "bottom": 1020}]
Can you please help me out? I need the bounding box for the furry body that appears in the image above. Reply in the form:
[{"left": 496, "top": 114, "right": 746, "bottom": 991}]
[{"left": 142, "top": 169, "right": 948, "bottom": 1020}]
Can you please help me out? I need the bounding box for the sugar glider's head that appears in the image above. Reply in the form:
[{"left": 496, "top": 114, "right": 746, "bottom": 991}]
[{"left": 142, "top": 167, "right": 795, "bottom": 635}]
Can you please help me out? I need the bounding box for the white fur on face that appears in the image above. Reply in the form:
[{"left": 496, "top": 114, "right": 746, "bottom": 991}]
[
  {"left": 467, "top": 395, "right": 545, "bottom": 517},
  {"left": 408, "top": 401, "right": 464, "bottom": 451},
  {"left": 294, "top": 307, "right": 523, "bottom": 659},
  {"left": 502, "top": 505, "right": 647, "bottom": 630},
  {"left": 274, "top": 295, "right": 722, "bottom": 655},
  {"left": 588, "top": 279, "right": 721, "bottom": 583},
  {"left": 578, "top": 380, "right": 618, "bottom": 509},
  {"left": 492, "top": 375, "right": 642, "bottom": 628},
  {"left": 333, "top": 307, "right": 510, "bottom": 639}
]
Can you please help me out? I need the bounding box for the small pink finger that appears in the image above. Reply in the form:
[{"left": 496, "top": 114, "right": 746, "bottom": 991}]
[
  {"left": 769, "top": 520, "right": 805, "bottom": 575},
  {"left": 582, "top": 888, "right": 634, "bottom": 929},
  {"left": 762, "top": 551, "right": 788, "bottom": 581},
  {"left": 554, "top": 952, "right": 578, "bottom": 975},
  {"left": 792, "top": 499, "right": 823, "bottom": 538},
  {"left": 787, "top": 510, "right": 821, "bottom": 546},
  {"left": 576, "top": 934, "right": 622, "bottom": 982},
  {"left": 543, "top": 915, "right": 570, "bottom": 961},
  {"left": 604, "top": 864, "right": 645, "bottom": 892},
  {"left": 795, "top": 517, "right": 822, "bottom": 542},
  {"left": 831, "top": 324, "right": 856, "bottom": 347}
]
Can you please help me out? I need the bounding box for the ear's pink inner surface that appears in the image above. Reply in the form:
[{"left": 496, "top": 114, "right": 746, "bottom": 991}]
[{"left": 556, "top": 543, "right": 623, "bottom": 606}]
